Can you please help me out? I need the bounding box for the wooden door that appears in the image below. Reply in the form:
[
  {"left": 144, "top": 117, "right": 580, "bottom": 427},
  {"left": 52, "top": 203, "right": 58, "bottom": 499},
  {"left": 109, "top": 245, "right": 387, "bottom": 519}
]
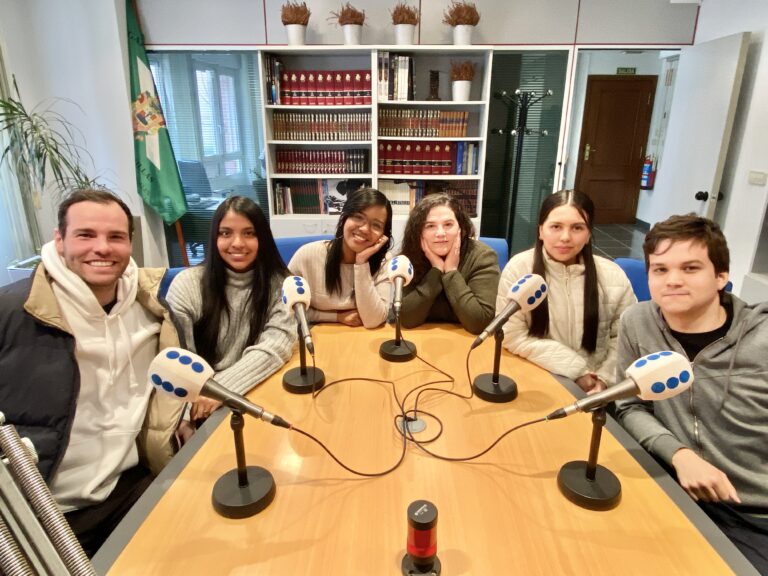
[{"left": 574, "top": 75, "right": 657, "bottom": 223}]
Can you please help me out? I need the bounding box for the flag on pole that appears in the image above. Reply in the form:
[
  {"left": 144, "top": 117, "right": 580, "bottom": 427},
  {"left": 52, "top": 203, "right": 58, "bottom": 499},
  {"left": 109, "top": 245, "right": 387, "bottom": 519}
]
[{"left": 126, "top": 0, "right": 187, "bottom": 224}]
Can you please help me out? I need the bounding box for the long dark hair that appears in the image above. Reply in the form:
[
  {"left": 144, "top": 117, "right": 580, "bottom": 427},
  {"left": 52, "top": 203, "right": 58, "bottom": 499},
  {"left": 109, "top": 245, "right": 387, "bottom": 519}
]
[
  {"left": 325, "top": 187, "right": 393, "bottom": 294},
  {"left": 400, "top": 194, "right": 476, "bottom": 281},
  {"left": 530, "top": 190, "right": 599, "bottom": 353},
  {"left": 194, "top": 196, "right": 289, "bottom": 366}
]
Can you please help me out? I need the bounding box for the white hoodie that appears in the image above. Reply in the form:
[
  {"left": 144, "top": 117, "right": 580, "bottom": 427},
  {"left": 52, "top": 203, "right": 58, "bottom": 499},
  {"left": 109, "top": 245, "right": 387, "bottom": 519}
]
[{"left": 41, "top": 241, "right": 161, "bottom": 512}]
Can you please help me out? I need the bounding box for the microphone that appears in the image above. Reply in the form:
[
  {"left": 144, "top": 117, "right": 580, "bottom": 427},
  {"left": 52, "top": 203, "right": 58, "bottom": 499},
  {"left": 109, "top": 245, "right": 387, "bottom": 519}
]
[
  {"left": 282, "top": 275, "right": 314, "bottom": 355},
  {"left": 148, "top": 348, "right": 291, "bottom": 429},
  {"left": 471, "top": 274, "right": 547, "bottom": 349},
  {"left": 546, "top": 350, "right": 693, "bottom": 420},
  {"left": 388, "top": 255, "right": 414, "bottom": 316}
]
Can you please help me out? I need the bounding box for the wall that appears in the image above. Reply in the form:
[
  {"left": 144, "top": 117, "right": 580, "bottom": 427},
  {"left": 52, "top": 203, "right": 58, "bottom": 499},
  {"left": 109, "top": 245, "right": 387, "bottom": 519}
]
[{"left": 694, "top": 0, "right": 768, "bottom": 297}]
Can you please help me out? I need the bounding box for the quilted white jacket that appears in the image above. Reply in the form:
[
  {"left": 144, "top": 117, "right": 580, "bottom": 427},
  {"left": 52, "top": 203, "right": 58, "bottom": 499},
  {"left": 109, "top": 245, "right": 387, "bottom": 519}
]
[{"left": 497, "top": 248, "right": 636, "bottom": 384}]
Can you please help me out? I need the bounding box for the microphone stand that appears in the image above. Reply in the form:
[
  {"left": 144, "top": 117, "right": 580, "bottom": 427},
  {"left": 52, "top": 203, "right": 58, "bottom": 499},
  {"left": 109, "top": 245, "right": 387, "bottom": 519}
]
[
  {"left": 212, "top": 410, "right": 276, "bottom": 518},
  {"left": 379, "top": 311, "right": 416, "bottom": 362},
  {"left": 557, "top": 407, "right": 621, "bottom": 510},
  {"left": 472, "top": 328, "right": 518, "bottom": 403},
  {"left": 283, "top": 322, "right": 326, "bottom": 394}
]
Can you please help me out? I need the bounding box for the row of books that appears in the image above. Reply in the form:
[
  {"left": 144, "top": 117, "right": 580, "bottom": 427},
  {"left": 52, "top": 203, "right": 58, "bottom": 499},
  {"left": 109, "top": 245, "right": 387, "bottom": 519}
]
[
  {"left": 272, "top": 111, "right": 371, "bottom": 141},
  {"left": 379, "top": 109, "right": 470, "bottom": 138},
  {"left": 377, "top": 52, "right": 415, "bottom": 102},
  {"left": 264, "top": 56, "right": 373, "bottom": 106},
  {"left": 272, "top": 179, "right": 369, "bottom": 215},
  {"left": 378, "top": 180, "right": 479, "bottom": 217},
  {"left": 378, "top": 141, "right": 480, "bottom": 176},
  {"left": 275, "top": 149, "right": 369, "bottom": 175}
]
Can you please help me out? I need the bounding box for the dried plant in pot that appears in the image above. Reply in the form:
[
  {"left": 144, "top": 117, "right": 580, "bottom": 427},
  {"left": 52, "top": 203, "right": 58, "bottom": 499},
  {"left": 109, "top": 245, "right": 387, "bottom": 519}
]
[
  {"left": 442, "top": 1, "right": 480, "bottom": 44},
  {"left": 450, "top": 61, "right": 476, "bottom": 101},
  {"left": 391, "top": 2, "right": 419, "bottom": 44},
  {"left": 282, "top": 1, "right": 311, "bottom": 44},
  {"left": 330, "top": 3, "right": 366, "bottom": 44}
]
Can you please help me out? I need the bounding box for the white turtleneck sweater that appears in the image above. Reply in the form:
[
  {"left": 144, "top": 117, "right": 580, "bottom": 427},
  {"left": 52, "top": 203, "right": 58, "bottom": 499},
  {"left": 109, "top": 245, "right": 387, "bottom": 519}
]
[
  {"left": 40, "top": 241, "right": 161, "bottom": 512},
  {"left": 166, "top": 266, "right": 296, "bottom": 395}
]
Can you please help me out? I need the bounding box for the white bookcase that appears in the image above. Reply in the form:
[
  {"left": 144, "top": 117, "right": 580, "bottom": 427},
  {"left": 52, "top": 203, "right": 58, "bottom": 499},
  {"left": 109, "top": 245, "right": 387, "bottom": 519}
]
[{"left": 258, "top": 46, "right": 493, "bottom": 244}]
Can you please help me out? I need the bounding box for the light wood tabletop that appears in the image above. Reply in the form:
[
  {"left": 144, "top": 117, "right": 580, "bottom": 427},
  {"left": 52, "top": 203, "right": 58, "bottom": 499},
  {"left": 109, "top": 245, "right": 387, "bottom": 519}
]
[{"left": 97, "top": 323, "right": 750, "bottom": 575}]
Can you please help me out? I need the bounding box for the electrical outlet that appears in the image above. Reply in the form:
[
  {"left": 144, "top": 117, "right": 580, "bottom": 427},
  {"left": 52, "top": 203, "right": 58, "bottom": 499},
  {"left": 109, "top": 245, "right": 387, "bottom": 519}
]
[{"left": 748, "top": 171, "right": 767, "bottom": 186}]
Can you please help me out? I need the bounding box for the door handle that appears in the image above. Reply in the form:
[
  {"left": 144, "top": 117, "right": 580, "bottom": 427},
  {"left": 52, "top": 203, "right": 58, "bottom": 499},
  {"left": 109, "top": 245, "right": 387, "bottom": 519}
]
[
  {"left": 584, "top": 143, "right": 596, "bottom": 161},
  {"left": 695, "top": 191, "right": 709, "bottom": 201}
]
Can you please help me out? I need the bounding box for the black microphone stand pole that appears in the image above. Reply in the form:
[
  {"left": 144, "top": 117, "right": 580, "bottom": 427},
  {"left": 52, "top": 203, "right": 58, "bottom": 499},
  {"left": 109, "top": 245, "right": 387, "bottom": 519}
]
[
  {"left": 379, "top": 311, "right": 416, "bottom": 362},
  {"left": 557, "top": 407, "right": 621, "bottom": 510},
  {"left": 283, "top": 322, "right": 325, "bottom": 394},
  {"left": 212, "top": 410, "right": 277, "bottom": 518},
  {"left": 472, "top": 328, "right": 518, "bottom": 402}
]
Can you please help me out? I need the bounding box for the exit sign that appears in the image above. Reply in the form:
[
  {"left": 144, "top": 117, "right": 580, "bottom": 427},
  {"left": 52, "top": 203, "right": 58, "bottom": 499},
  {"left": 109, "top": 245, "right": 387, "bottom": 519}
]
[{"left": 617, "top": 67, "right": 637, "bottom": 75}]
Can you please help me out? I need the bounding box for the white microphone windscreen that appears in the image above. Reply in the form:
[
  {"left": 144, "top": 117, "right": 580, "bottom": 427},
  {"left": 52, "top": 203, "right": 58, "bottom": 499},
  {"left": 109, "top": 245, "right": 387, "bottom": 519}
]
[
  {"left": 387, "top": 255, "right": 414, "bottom": 286},
  {"left": 282, "top": 275, "right": 312, "bottom": 307},
  {"left": 625, "top": 351, "right": 693, "bottom": 401},
  {"left": 506, "top": 273, "right": 547, "bottom": 312},
  {"left": 148, "top": 347, "right": 214, "bottom": 401}
]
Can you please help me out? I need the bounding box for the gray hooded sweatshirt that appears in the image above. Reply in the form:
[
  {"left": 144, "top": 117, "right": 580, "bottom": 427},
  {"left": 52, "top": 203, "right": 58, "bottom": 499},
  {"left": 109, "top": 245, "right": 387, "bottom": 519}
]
[{"left": 614, "top": 294, "right": 768, "bottom": 510}]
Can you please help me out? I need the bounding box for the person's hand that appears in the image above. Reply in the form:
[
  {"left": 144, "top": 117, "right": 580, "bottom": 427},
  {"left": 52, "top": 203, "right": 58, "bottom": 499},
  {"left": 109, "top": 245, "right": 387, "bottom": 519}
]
[
  {"left": 190, "top": 397, "right": 222, "bottom": 421},
  {"left": 176, "top": 420, "right": 196, "bottom": 446},
  {"left": 444, "top": 231, "right": 461, "bottom": 273},
  {"left": 355, "top": 234, "right": 388, "bottom": 264},
  {"left": 421, "top": 236, "right": 445, "bottom": 273},
  {"left": 575, "top": 373, "right": 605, "bottom": 394},
  {"left": 337, "top": 310, "right": 363, "bottom": 326},
  {"left": 671, "top": 448, "right": 741, "bottom": 503}
]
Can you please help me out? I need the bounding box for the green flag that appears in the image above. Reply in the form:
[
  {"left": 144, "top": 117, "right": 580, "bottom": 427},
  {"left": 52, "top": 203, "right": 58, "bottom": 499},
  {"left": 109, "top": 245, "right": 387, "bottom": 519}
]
[{"left": 126, "top": 1, "right": 187, "bottom": 224}]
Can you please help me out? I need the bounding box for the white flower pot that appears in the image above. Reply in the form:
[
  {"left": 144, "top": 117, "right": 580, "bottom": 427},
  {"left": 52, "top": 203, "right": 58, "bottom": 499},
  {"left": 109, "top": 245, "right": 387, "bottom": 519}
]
[
  {"left": 394, "top": 23, "right": 416, "bottom": 45},
  {"left": 452, "top": 80, "right": 471, "bottom": 102},
  {"left": 343, "top": 24, "right": 362, "bottom": 45},
  {"left": 453, "top": 24, "right": 473, "bottom": 45},
  {"left": 286, "top": 24, "right": 307, "bottom": 46}
]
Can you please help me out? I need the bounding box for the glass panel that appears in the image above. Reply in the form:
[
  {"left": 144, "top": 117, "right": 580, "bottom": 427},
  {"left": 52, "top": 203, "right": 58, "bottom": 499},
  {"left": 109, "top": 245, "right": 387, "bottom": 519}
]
[
  {"left": 195, "top": 68, "right": 219, "bottom": 157},
  {"left": 219, "top": 74, "right": 240, "bottom": 156}
]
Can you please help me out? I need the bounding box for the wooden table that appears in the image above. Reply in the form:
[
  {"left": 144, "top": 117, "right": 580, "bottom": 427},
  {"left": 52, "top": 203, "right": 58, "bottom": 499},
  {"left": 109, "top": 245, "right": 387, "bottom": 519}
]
[{"left": 94, "top": 324, "right": 755, "bottom": 575}]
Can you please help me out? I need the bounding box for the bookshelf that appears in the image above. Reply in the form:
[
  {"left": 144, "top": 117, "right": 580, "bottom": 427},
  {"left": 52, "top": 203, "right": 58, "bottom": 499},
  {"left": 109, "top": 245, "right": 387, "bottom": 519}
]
[{"left": 259, "top": 47, "right": 492, "bottom": 242}]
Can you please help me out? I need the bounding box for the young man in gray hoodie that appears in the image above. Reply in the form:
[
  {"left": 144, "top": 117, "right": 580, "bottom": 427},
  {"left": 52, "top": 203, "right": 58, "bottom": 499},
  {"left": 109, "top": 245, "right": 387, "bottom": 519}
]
[{"left": 614, "top": 215, "right": 767, "bottom": 574}]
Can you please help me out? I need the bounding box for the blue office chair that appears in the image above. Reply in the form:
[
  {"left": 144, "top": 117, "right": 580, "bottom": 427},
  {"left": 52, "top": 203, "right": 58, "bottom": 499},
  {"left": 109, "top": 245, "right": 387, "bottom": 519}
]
[
  {"left": 614, "top": 257, "right": 733, "bottom": 302},
  {"left": 479, "top": 236, "right": 509, "bottom": 269},
  {"left": 159, "top": 267, "right": 186, "bottom": 299},
  {"left": 275, "top": 235, "right": 334, "bottom": 265}
]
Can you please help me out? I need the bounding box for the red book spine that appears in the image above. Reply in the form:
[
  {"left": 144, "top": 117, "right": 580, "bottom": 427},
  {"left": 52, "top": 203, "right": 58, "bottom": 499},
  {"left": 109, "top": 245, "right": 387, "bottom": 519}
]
[
  {"left": 432, "top": 144, "right": 441, "bottom": 175},
  {"left": 343, "top": 72, "right": 354, "bottom": 105},
  {"left": 298, "top": 71, "right": 308, "bottom": 106},
  {"left": 316, "top": 72, "right": 326, "bottom": 106},
  {"left": 353, "top": 71, "right": 364, "bottom": 105},
  {"left": 334, "top": 72, "right": 344, "bottom": 105},
  {"left": 307, "top": 72, "right": 317, "bottom": 106},
  {"left": 363, "top": 70, "right": 372, "bottom": 105},
  {"left": 403, "top": 143, "right": 413, "bottom": 175},
  {"left": 412, "top": 144, "right": 422, "bottom": 175},
  {"left": 442, "top": 143, "right": 452, "bottom": 175}
]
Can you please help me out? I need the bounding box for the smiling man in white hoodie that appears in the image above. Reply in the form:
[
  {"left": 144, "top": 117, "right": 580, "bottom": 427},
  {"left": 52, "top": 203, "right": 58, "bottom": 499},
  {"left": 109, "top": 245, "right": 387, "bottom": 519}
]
[{"left": 0, "top": 188, "right": 185, "bottom": 556}]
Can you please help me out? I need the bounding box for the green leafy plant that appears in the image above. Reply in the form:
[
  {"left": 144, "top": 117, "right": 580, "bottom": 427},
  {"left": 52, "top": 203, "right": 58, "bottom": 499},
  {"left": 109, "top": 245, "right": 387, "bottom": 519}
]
[{"left": 0, "top": 76, "right": 94, "bottom": 250}]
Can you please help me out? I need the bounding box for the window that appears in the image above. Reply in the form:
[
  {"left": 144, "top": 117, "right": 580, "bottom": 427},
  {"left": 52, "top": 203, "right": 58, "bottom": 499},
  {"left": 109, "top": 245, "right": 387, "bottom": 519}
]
[{"left": 148, "top": 51, "right": 267, "bottom": 266}]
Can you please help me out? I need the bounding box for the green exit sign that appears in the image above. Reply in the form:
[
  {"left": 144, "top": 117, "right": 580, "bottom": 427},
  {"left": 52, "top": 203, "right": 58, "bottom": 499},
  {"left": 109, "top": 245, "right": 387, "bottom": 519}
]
[{"left": 617, "top": 67, "right": 637, "bottom": 75}]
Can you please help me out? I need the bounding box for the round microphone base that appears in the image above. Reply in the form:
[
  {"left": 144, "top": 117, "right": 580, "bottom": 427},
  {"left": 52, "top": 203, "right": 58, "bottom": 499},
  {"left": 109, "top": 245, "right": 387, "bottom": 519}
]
[
  {"left": 472, "top": 373, "right": 518, "bottom": 403},
  {"left": 282, "top": 366, "right": 326, "bottom": 394},
  {"left": 396, "top": 416, "right": 427, "bottom": 435},
  {"left": 380, "top": 339, "right": 417, "bottom": 362},
  {"left": 557, "top": 460, "right": 622, "bottom": 511},
  {"left": 212, "top": 466, "right": 276, "bottom": 519},
  {"left": 401, "top": 554, "right": 441, "bottom": 575}
]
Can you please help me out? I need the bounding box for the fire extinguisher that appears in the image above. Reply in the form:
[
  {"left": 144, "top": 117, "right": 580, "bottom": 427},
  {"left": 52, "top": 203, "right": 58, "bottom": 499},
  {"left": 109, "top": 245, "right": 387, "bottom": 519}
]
[{"left": 640, "top": 155, "right": 656, "bottom": 190}]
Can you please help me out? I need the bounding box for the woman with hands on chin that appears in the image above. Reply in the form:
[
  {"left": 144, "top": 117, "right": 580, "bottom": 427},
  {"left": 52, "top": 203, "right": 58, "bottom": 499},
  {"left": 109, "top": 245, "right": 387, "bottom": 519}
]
[
  {"left": 288, "top": 187, "right": 393, "bottom": 328},
  {"left": 398, "top": 194, "right": 500, "bottom": 334}
]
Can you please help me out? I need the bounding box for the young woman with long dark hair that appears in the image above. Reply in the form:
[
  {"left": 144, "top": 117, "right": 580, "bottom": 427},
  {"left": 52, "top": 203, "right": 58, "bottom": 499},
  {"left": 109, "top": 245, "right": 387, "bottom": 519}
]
[
  {"left": 288, "top": 187, "right": 393, "bottom": 328},
  {"left": 497, "top": 190, "right": 635, "bottom": 392},
  {"left": 398, "top": 193, "right": 499, "bottom": 334},
  {"left": 167, "top": 196, "right": 296, "bottom": 420}
]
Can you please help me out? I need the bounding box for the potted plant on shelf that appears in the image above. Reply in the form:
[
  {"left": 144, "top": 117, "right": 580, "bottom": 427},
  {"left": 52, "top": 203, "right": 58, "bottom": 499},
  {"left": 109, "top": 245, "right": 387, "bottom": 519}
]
[
  {"left": 330, "top": 3, "right": 366, "bottom": 45},
  {"left": 450, "top": 60, "right": 475, "bottom": 101},
  {"left": 442, "top": 1, "right": 480, "bottom": 45},
  {"left": 0, "top": 76, "right": 93, "bottom": 279},
  {"left": 391, "top": 2, "right": 419, "bottom": 45},
  {"left": 281, "top": 1, "right": 311, "bottom": 45}
]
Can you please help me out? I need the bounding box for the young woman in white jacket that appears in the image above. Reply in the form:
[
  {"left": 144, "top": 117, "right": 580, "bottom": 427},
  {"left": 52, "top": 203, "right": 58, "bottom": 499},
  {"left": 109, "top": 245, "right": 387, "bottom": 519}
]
[{"left": 497, "top": 190, "right": 635, "bottom": 393}]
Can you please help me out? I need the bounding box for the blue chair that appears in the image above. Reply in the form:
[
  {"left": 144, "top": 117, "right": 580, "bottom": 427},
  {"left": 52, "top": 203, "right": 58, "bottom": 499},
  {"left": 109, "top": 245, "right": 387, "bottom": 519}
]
[
  {"left": 275, "top": 235, "right": 333, "bottom": 265},
  {"left": 479, "top": 236, "right": 509, "bottom": 269},
  {"left": 159, "top": 267, "right": 186, "bottom": 299},
  {"left": 614, "top": 258, "right": 651, "bottom": 302}
]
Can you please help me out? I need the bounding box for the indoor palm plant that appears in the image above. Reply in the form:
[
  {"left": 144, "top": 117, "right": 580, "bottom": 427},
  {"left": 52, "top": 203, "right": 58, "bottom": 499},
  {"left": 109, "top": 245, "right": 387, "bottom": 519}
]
[{"left": 0, "top": 76, "right": 93, "bottom": 260}]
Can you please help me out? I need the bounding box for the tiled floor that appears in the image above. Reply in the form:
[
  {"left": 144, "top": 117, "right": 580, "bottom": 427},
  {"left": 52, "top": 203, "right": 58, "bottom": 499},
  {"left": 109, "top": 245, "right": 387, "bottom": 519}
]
[{"left": 592, "top": 223, "right": 647, "bottom": 261}]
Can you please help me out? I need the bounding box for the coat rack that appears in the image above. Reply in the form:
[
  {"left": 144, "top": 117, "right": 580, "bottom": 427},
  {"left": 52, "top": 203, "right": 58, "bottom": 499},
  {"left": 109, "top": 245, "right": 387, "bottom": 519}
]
[{"left": 490, "top": 89, "right": 553, "bottom": 250}]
